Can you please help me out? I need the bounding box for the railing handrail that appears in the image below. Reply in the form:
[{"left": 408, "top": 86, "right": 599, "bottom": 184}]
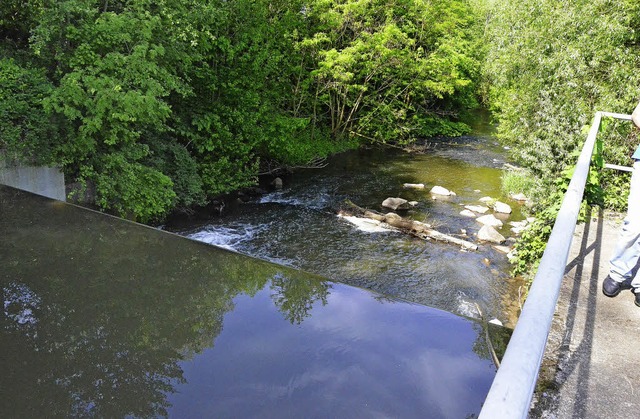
[{"left": 478, "top": 111, "right": 631, "bottom": 418}]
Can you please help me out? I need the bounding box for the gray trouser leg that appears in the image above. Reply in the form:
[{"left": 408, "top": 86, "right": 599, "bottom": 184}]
[{"left": 610, "top": 160, "right": 640, "bottom": 291}]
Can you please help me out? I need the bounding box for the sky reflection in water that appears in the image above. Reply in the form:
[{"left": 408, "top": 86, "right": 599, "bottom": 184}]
[{"left": 1, "top": 185, "right": 498, "bottom": 418}]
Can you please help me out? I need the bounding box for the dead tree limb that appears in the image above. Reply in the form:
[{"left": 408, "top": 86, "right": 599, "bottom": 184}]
[{"left": 341, "top": 200, "right": 478, "bottom": 251}]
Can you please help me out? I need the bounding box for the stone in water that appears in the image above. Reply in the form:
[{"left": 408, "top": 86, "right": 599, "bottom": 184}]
[
  {"left": 381, "top": 197, "right": 410, "bottom": 210},
  {"left": 430, "top": 185, "right": 453, "bottom": 196},
  {"left": 493, "top": 201, "right": 512, "bottom": 214},
  {"left": 476, "top": 214, "right": 503, "bottom": 228},
  {"left": 478, "top": 225, "right": 505, "bottom": 244}
]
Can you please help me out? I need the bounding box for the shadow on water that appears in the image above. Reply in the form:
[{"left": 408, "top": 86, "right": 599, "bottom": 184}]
[{"left": 1, "top": 185, "right": 503, "bottom": 418}]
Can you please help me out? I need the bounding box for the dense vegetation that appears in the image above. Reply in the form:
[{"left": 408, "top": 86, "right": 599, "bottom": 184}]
[
  {"left": 0, "top": 0, "right": 481, "bottom": 221},
  {"left": 482, "top": 0, "right": 640, "bottom": 274}
]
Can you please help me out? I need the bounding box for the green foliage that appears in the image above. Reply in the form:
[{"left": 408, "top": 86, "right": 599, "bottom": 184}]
[
  {"left": 89, "top": 152, "right": 176, "bottom": 223},
  {"left": 600, "top": 169, "right": 631, "bottom": 211},
  {"left": 510, "top": 193, "right": 561, "bottom": 277},
  {"left": 0, "top": 57, "right": 60, "bottom": 164},
  {"left": 595, "top": 118, "right": 635, "bottom": 211},
  {"left": 484, "top": 0, "right": 640, "bottom": 277},
  {"left": 0, "top": 0, "right": 43, "bottom": 50},
  {"left": 510, "top": 160, "right": 602, "bottom": 278},
  {"left": 501, "top": 169, "right": 537, "bottom": 196},
  {"left": 144, "top": 140, "right": 206, "bottom": 209},
  {"left": 300, "top": 0, "right": 481, "bottom": 144},
  {"left": 40, "top": 4, "right": 182, "bottom": 151},
  {"left": 483, "top": 0, "right": 640, "bottom": 179},
  {"left": 261, "top": 126, "right": 359, "bottom": 169},
  {"left": 198, "top": 156, "right": 259, "bottom": 197}
]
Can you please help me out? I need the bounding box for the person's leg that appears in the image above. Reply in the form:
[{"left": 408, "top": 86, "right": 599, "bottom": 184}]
[{"left": 609, "top": 161, "right": 640, "bottom": 286}]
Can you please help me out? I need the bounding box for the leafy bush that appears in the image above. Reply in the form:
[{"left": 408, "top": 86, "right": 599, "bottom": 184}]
[
  {"left": 91, "top": 154, "right": 176, "bottom": 223},
  {"left": 501, "top": 169, "right": 537, "bottom": 197},
  {"left": 198, "top": 156, "right": 259, "bottom": 197},
  {"left": 510, "top": 193, "right": 561, "bottom": 278},
  {"left": 483, "top": 0, "right": 640, "bottom": 179},
  {"left": 145, "top": 140, "right": 206, "bottom": 209},
  {"left": 261, "top": 125, "right": 359, "bottom": 170},
  {"left": 299, "top": 0, "right": 481, "bottom": 144},
  {"left": 0, "top": 58, "right": 60, "bottom": 164}
]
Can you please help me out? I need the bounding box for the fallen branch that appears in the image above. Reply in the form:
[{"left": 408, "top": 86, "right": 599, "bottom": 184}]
[{"left": 341, "top": 200, "right": 478, "bottom": 251}]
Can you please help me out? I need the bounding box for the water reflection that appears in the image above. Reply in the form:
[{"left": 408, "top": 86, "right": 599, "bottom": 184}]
[
  {"left": 1, "top": 186, "right": 498, "bottom": 418},
  {"left": 169, "top": 285, "right": 496, "bottom": 418}
]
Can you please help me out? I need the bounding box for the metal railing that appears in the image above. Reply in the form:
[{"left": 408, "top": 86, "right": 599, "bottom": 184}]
[{"left": 478, "top": 111, "right": 632, "bottom": 418}]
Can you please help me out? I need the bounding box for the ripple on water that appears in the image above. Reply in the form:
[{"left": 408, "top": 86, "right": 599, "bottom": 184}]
[{"left": 188, "top": 223, "right": 268, "bottom": 252}]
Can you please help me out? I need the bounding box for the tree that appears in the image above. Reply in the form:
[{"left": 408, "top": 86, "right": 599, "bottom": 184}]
[
  {"left": 483, "top": 0, "right": 640, "bottom": 181},
  {"left": 299, "top": 0, "right": 481, "bottom": 144}
]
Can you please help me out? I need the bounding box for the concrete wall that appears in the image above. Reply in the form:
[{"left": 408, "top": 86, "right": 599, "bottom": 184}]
[{"left": 0, "top": 163, "right": 66, "bottom": 201}]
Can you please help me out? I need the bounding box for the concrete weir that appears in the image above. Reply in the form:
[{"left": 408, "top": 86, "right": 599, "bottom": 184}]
[{"left": 0, "top": 161, "right": 65, "bottom": 201}]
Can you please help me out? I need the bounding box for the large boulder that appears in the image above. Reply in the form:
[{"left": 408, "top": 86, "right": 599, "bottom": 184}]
[
  {"left": 465, "top": 204, "right": 490, "bottom": 214},
  {"left": 493, "top": 201, "right": 512, "bottom": 214},
  {"left": 430, "top": 185, "right": 455, "bottom": 196},
  {"left": 478, "top": 225, "right": 506, "bottom": 244},
  {"left": 476, "top": 214, "right": 504, "bottom": 228},
  {"left": 381, "top": 197, "right": 410, "bottom": 211},
  {"left": 460, "top": 209, "right": 477, "bottom": 218}
]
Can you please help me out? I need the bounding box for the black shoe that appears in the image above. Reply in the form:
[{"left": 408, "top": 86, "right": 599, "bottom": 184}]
[
  {"left": 635, "top": 291, "right": 640, "bottom": 308},
  {"left": 602, "top": 275, "right": 623, "bottom": 297}
]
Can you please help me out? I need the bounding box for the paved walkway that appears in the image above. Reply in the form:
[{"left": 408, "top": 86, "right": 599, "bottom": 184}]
[{"left": 531, "top": 212, "right": 640, "bottom": 418}]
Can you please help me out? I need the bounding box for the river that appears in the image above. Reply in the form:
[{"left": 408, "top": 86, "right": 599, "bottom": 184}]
[{"left": 165, "top": 130, "right": 526, "bottom": 326}]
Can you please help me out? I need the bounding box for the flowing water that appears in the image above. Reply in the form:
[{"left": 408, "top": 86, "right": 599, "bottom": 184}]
[{"left": 166, "top": 132, "right": 526, "bottom": 325}]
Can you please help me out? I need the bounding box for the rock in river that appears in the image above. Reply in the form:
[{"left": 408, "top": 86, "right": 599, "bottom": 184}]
[
  {"left": 476, "top": 214, "right": 504, "bottom": 228},
  {"left": 464, "top": 205, "right": 490, "bottom": 214},
  {"left": 493, "top": 201, "right": 512, "bottom": 214},
  {"left": 510, "top": 193, "right": 528, "bottom": 202},
  {"left": 460, "top": 209, "right": 477, "bottom": 218},
  {"left": 382, "top": 197, "right": 411, "bottom": 211},
  {"left": 478, "top": 225, "right": 506, "bottom": 244},
  {"left": 430, "top": 185, "right": 455, "bottom": 196}
]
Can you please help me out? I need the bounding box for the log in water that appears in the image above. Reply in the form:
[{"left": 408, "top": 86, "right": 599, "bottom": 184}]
[{"left": 340, "top": 200, "right": 478, "bottom": 251}]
